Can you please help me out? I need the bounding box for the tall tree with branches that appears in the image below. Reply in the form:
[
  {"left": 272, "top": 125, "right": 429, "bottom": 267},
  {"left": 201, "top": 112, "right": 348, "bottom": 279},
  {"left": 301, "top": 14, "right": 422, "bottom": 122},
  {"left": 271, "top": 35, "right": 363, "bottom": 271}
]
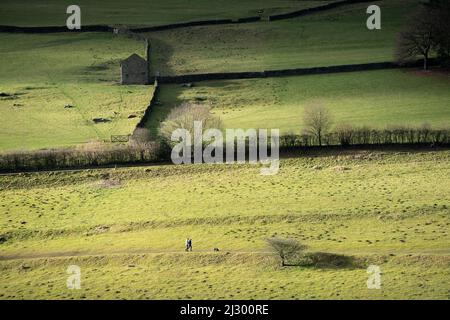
[
  {"left": 396, "top": 8, "right": 435, "bottom": 70},
  {"left": 302, "top": 103, "right": 333, "bottom": 146},
  {"left": 427, "top": 0, "right": 450, "bottom": 66}
]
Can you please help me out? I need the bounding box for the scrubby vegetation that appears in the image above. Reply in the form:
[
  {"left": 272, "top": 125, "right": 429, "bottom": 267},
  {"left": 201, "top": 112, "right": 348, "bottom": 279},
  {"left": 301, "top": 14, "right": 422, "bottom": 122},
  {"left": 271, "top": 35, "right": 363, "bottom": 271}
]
[
  {"left": 0, "top": 140, "right": 162, "bottom": 172},
  {"left": 159, "top": 102, "right": 223, "bottom": 147}
]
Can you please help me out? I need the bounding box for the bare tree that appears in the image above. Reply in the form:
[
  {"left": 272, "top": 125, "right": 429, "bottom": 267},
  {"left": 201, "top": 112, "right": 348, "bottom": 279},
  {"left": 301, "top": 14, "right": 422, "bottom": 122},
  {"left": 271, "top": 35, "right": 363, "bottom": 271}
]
[
  {"left": 159, "top": 102, "right": 223, "bottom": 146},
  {"left": 266, "top": 238, "right": 307, "bottom": 267},
  {"left": 302, "top": 103, "right": 333, "bottom": 146},
  {"left": 130, "top": 127, "right": 153, "bottom": 147},
  {"left": 335, "top": 123, "right": 354, "bottom": 146},
  {"left": 396, "top": 8, "right": 436, "bottom": 70},
  {"left": 428, "top": 0, "right": 450, "bottom": 66},
  {"left": 129, "top": 128, "right": 160, "bottom": 161}
]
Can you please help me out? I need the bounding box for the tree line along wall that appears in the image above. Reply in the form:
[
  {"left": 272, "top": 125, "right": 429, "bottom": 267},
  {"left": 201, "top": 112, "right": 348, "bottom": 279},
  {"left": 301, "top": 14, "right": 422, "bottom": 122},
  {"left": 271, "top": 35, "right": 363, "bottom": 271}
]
[{"left": 280, "top": 127, "right": 450, "bottom": 148}]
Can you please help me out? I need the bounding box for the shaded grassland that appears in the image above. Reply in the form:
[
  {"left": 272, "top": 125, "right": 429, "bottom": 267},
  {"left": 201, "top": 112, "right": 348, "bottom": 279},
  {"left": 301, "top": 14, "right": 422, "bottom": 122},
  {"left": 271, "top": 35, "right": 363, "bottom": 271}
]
[
  {"left": 1, "top": 151, "right": 449, "bottom": 299},
  {"left": 146, "top": 0, "right": 419, "bottom": 76},
  {"left": 0, "top": 0, "right": 335, "bottom": 27},
  {"left": 0, "top": 32, "right": 152, "bottom": 151},
  {"left": 147, "top": 69, "right": 450, "bottom": 135}
]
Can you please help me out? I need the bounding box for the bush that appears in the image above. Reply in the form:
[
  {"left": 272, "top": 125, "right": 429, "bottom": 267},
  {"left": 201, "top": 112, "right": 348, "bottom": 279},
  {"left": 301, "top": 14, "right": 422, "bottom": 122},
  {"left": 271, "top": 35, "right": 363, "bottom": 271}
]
[
  {"left": 266, "top": 237, "right": 307, "bottom": 267},
  {"left": 299, "top": 252, "right": 362, "bottom": 269},
  {"left": 159, "top": 102, "right": 223, "bottom": 147},
  {"left": 0, "top": 139, "right": 163, "bottom": 172}
]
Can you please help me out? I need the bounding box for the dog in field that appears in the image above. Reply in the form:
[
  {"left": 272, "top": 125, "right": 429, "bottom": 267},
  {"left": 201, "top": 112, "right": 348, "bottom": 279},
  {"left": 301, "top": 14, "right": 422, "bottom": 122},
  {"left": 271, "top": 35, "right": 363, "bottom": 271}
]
[{"left": 213, "top": 248, "right": 220, "bottom": 252}]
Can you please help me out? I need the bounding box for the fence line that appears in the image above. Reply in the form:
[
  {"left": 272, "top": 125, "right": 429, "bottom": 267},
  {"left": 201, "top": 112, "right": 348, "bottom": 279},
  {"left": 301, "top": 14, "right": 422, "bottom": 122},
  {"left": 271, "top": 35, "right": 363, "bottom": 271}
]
[
  {"left": 0, "top": 25, "right": 113, "bottom": 33},
  {"left": 157, "top": 59, "right": 437, "bottom": 84},
  {"left": 268, "top": 0, "right": 373, "bottom": 21},
  {"left": 134, "top": 78, "right": 160, "bottom": 130}
]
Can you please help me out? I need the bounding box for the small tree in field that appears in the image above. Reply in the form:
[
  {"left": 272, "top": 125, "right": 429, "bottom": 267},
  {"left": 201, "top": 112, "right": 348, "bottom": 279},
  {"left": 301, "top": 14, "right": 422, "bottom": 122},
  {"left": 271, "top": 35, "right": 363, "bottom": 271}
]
[
  {"left": 396, "top": 8, "right": 435, "bottom": 70},
  {"left": 427, "top": 0, "right": 450, "bottom": 67},
  {"left": 266, "top": 238, "right": 307, "bottom": 267},
  {"left": 159, "top": 102, "right": 223, "bottom": 146},
  {"left": 302, "top": 103, "right": 333, "bottom": 146}
]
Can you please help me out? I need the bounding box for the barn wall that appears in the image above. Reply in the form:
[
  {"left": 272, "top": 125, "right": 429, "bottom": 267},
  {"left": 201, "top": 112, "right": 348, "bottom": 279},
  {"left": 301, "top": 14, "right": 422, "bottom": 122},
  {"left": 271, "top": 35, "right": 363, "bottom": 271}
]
[{"left": 121, "top": 62, "right": 149, "bottom": 84}]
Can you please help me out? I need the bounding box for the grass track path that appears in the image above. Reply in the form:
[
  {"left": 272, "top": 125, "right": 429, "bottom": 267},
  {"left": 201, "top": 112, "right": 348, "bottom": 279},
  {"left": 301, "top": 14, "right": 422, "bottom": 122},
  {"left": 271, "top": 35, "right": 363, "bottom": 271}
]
[{"left": 2, "top": 248, "right": 450, "bottom": 262}]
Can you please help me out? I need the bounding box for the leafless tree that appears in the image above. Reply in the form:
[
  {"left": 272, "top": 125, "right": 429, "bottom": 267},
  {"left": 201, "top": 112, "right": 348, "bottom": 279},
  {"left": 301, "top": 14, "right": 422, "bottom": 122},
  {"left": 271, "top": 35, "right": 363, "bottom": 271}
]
[
  {"left": 129, "top": 128, "right": 160, "bottom": 161},
  {"left": 335, "top": 123, "right": 354, "bottom": 146},
  {"left": 302, "top": 103, "right": 333, "bottom": 146},
  {"left": 428, "top": 0, "right": 450, "bottom": 66},
  {"left": 130, "top": 127, "right": 152, "bottom": 147},
  {"left": 266, "top": 238, "right": 307, "bottom": 267},
  {"left": 159, "top": 102, "right": 223, "bottom": 146},
  {"left": 396, "top": 8, "right": 436, "bottom": 70}
]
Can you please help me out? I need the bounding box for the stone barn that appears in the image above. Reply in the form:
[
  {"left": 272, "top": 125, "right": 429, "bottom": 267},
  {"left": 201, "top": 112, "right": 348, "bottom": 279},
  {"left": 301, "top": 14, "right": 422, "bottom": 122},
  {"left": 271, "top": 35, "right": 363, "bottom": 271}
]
[
  {"left": 120, "top": 40, "right": 150, "bottom": 85},
  {"left": 120, "top": 54, "right": 149, "bottom": 84}
]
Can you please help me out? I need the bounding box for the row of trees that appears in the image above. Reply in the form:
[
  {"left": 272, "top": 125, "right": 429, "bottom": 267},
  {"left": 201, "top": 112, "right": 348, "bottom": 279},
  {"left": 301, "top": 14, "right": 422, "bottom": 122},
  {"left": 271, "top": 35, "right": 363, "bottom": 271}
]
[
  {"left": 0, "top": 139, "right": 161, "bottom": 172},
  {"left": 1, "top": 102, "right": 448, "bottom": 171},
  {"left": 280, "top": 125, "right": 450, "bottom": 148},
  {"left": 396, "top": 0, "right": 450, "bottom": 70},
  {"left": 299, "top": 103, "right": 449, "bottom": 147},
  {"left": 1, "top": 124, "right": 447, "bottom": 172},
  {"left": 157, "top": 102, "right": 449, "bottom": 148}
]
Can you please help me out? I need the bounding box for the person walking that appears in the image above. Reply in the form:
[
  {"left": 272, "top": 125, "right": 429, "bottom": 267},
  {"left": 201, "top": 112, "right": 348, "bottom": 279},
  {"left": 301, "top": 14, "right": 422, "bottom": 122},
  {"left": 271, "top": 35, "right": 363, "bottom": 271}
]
[
  {"left": 185, "top": 238, "right": 190, "bottom": 252},
  {"left": 188, "top": 238, "right": 192, "bottom": 251}
]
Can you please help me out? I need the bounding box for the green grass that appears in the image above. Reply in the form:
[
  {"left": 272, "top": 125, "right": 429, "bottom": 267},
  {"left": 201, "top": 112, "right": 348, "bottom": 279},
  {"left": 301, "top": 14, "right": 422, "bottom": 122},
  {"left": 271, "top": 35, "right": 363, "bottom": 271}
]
[
  {"left": 0, "top": 0, "right": 336, "bottom": 27},
  {"left": 1, "top": 151, "right": 449, "bottom": 299},
  {"left": 0, "top": 32, "right": 152, "bottom": 151},
  {"left": 0, "top": 0, "right": 437, "bottom": 150},
  {"left": 147, "top": 0, "right": 420, "bottom": 76},
  {"left": 148, "top": 69, "right": 450, "bottom": 135},
  {"left": 1, "top": 0, "right": 450, "bottom": 301},
  {"left": 1, "top": 254, "right": 449, "bottom": 299}
]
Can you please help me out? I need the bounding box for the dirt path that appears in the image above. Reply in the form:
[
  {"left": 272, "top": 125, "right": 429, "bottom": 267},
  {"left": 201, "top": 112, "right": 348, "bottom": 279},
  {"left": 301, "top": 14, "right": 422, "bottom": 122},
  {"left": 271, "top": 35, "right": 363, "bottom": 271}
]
[
  {"left": 2, "top": 247, "right": 450, "bottom": 262},
  {"left": 0, "top": 249, "right": 274, "bottom": 262}
]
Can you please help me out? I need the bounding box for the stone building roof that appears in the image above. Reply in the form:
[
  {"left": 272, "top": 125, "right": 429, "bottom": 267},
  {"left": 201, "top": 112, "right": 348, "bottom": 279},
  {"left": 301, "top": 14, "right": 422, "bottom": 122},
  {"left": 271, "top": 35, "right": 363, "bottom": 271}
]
[{"left": 121, "top": 53, "right": 147, "bottom": 66}]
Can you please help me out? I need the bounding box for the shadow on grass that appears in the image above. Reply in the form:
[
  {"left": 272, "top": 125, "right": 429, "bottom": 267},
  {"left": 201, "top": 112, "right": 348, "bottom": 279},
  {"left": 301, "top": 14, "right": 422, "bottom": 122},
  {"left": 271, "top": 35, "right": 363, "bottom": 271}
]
[
  {"left": 144, "top": 83, "right": 184, "bottom": 136},
  {"left": 287, "top": 252, "right": 365, "bottom": 269}
]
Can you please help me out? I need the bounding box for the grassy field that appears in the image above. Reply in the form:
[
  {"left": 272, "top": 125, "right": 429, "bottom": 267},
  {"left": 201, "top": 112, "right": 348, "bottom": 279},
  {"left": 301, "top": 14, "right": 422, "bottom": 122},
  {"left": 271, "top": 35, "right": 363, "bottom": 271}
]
[
  {"left": 146, "top": 0, "right": 420, "bottom": 76},
  {"left": 0, "top": 0, "right": 335, "bottom": 27},
  {"left": 0, "top": 0, "right": 439, "bottom": 151},
  {"left": 1, "top": 0, "right": 450, "bottom": 302},
  {"left": 147, "top": 69, "right": 450, "bottom": 135},
  {"left": 1, "top": 151, "right": 449, "bottom": 299},
  {"left": 0, "top": 32, "right": 152, "bottom": 151}
]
